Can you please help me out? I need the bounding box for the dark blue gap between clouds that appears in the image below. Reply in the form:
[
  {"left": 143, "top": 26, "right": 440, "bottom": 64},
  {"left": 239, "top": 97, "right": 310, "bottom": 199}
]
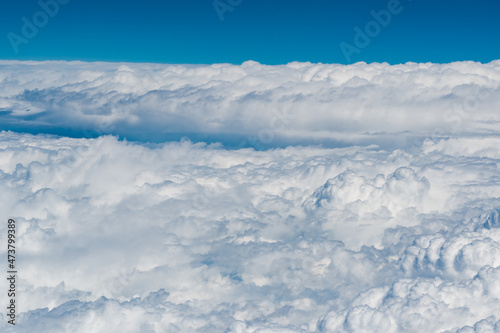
[{"left": 0, "top": 124, "right": 360, "bottom": 151}]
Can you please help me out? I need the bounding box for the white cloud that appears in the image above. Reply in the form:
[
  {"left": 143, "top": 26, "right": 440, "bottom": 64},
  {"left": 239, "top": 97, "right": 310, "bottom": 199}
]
[
  {"left": 0, "top": 60, "right": 499, "bottom": 147},
  {"left": 1, "top": 60, "right": 500, "bottom": 332},
  {"left": 0, "top": 131, "right": 499, "bottom": 332}
]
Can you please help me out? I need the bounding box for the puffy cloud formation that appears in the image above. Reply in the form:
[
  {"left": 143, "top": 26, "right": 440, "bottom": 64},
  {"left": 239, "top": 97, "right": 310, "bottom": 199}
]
[
  {"left": 1, "top": 60, "right": 499, "bottom": 331},
  {"left": 1, "top": 131, "right": 500, "bottom": 332},
  {"left": 0, "top": 60, "right": 499, "bottom": 147}
]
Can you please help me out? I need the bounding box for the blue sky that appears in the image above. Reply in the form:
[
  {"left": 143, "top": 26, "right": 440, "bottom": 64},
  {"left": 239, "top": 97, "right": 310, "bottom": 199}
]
[{"left": 0, "top": 0, "right": 499, "bottom": 64}]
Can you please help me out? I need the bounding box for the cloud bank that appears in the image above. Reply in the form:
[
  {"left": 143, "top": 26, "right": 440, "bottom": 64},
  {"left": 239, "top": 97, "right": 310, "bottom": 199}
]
[
  {"left": 1, "top": 60, "right": 500, "bottom": 331},
  {"left": 0, "top": 60, "right": 499, "bottom": 148},
  {"left": 1, "top": 130, "right": 500, "bottom": 332}
]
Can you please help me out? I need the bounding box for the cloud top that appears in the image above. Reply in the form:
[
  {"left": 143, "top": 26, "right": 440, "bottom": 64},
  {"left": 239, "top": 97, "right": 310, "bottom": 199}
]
[
  {"left": 1, "top": 132, "right": 500, "bottom": 332},
  {"left": 0, "top": 60, "right": 499, "bottom": 147}
]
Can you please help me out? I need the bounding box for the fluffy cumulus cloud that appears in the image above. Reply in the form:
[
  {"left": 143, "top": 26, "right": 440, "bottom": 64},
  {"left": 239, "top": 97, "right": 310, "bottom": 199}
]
[
  {"left": 0, "top": 131, "right": 499, "bottom": 332},
  {"left": 0, "top": 61, "right": 500, "bottom": 332},
  {"left": 0, "top": 60, "right": 499, "bottom": 147}
]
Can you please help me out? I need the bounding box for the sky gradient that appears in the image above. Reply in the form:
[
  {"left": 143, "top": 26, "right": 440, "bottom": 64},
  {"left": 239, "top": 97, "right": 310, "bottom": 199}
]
[{"left": 1, "top": 0, "right": 499, "bottom": 64}]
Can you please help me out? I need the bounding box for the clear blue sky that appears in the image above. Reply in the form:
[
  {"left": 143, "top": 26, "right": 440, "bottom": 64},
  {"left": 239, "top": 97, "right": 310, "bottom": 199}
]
[{"left": 0, "top": 0, "right": 499, "bottom": 64}]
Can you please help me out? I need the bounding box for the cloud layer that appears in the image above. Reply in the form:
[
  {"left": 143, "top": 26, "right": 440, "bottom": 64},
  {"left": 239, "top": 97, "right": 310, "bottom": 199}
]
[
  {"left": 1, "top": 60, "right": 500, "bottom": 332},
  {"left": 1, "top": 131, "right": 500, "bottom": 332},
  {"left": 0, "top": 60, "right": 499, "bottom": 147}
]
